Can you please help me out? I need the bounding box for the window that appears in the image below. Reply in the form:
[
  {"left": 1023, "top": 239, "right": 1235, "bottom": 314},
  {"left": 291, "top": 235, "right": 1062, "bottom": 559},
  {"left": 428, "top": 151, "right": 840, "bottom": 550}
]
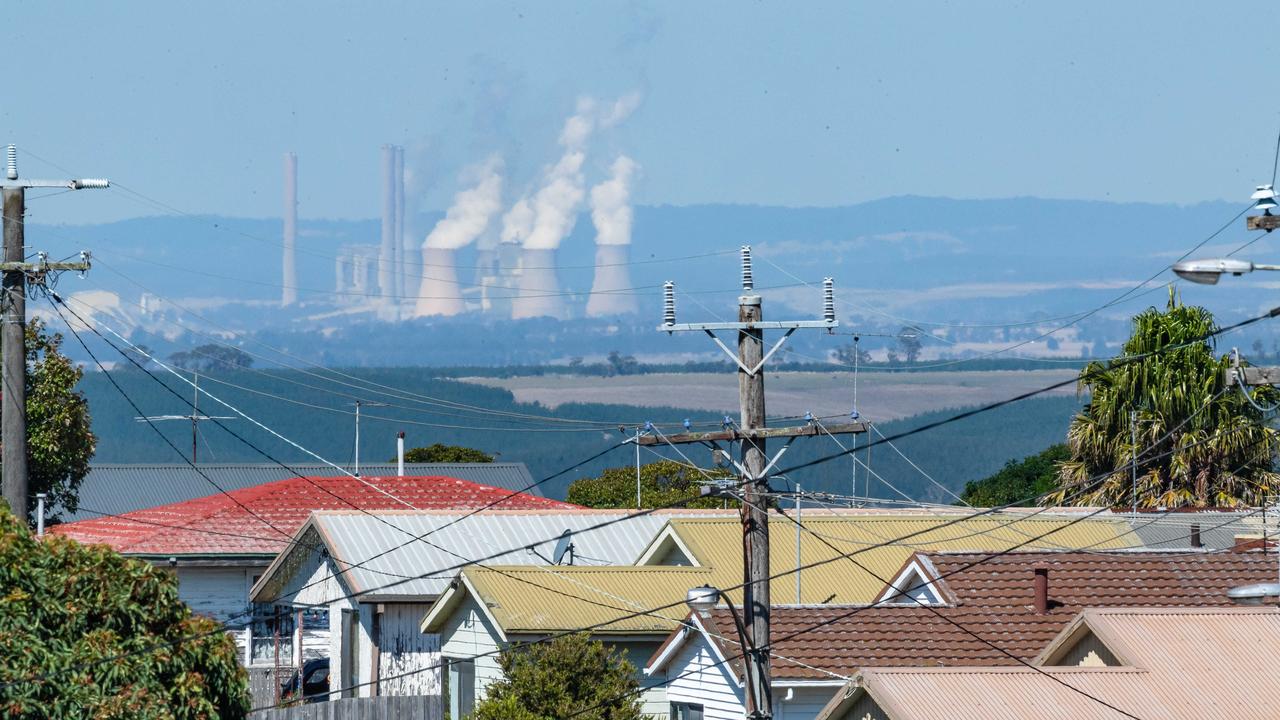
[
  {"left": 448, "top": 659, "right": 475, "bottom": 718},
  {"left": 248, "top": 603, "right": 295, "bottom": 666},
  {"left": 671, "top": 702, "right": 704, "bottom": 720}
]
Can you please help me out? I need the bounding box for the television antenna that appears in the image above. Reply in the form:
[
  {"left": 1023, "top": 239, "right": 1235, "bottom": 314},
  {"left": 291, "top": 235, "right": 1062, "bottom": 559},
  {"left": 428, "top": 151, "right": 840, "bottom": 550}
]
[{"left": 134, "top": 371, "right": 235, "bottom": 463}]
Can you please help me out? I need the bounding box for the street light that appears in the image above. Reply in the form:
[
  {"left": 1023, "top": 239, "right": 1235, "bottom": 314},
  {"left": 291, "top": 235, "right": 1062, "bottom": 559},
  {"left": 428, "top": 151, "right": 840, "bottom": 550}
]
[
  {"left": 1171, "top": 258, "right": 1280, "bottom": 285},
  {"left": 353, "top": 400, "right": 389, "bottom": 477},
  {"left": 1227, "top": 582, "right": 1280, "bottom": 605},
  {"left": 685, "top": 586, "right": 768, "bottom": 719}
]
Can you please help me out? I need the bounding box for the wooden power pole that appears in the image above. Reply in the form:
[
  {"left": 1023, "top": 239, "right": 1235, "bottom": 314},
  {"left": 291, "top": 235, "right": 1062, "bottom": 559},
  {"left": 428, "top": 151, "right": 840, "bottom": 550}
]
[
  {"left": 0, "top": 145, "right": 104, "bottom": 519},
  {"left": 640, "top": 247, "right": 866, "bottom": 719}
]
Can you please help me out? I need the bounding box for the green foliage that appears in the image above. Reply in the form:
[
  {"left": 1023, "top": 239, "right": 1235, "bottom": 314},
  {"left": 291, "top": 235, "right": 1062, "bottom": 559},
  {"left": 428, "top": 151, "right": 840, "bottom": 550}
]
[
  {"left": 961, "top": 444, "right": 1068, "bottom": 507},
  {"left": 1051, "top": 291, "right": 1280, "bottom": 508},
  {"left": 168, "top": 344, "right": 253, "bottom": 372},
  {"left": 469, "top": 634, "right": 642, "bottom": 720},
  {"left": 566, "top": 459, "right": 730, "bottom": 509},
  {"left": 16, "top": 319, "right": 96, "bottom": 522},
  {"left": 0, "top": 508, "right": 248, "bottom": 718},
  {"left": 397, "top": 444, "right": 494, "bottom": 464}
]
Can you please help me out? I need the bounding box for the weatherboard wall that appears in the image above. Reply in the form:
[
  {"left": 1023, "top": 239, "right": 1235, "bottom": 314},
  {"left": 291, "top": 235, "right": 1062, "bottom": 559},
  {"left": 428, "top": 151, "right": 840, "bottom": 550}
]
[{"left": 437, "top": 593, "right": 506, "bottom": 706}]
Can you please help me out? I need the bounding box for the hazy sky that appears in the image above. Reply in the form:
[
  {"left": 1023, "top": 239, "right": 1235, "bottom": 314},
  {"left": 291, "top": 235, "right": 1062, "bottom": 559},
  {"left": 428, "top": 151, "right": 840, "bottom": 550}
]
[{"left": 5, "top": 1, "right": 1277, "bottom": 223}]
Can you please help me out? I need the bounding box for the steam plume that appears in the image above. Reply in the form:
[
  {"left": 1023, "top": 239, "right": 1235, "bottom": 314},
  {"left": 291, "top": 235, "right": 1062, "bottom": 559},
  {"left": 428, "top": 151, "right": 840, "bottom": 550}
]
[
  {"left": 589, "top": 156, "right": 637, "bottom": 246},
  {"left": 423, "top": 156, "right": 504, "bottom": 250}
]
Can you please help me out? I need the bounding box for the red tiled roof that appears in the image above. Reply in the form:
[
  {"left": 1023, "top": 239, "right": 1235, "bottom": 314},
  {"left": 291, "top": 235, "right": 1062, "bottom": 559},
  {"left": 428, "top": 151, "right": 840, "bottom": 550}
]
[
  {"left": 698, "top": 551, "right": 1276, "bottom": 681},
  {"left": 49, "top": 475, "right": 577, "bottom": 556}
]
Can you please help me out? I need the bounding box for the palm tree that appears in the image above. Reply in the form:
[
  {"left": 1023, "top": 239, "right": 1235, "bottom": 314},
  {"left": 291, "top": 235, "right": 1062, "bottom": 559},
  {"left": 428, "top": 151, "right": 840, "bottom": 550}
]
[{"left": 1051, "top": 290, "right": 1280, "bottom": 508}]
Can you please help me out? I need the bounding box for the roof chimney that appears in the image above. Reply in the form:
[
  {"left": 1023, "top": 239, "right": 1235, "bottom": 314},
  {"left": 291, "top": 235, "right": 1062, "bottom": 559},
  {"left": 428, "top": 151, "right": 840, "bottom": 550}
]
[
  {"left": 1033, "top": 567, "right": 1049, "bottom": 615},
  {"left": 1190, "top": 524, "right": 1202, "bottom": 548}
]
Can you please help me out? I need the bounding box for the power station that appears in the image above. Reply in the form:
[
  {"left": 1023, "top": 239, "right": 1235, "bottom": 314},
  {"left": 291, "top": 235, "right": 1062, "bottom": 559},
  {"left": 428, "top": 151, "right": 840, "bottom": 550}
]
[{"left": 291, "top": 143, "right": 638, "bottom": 321}]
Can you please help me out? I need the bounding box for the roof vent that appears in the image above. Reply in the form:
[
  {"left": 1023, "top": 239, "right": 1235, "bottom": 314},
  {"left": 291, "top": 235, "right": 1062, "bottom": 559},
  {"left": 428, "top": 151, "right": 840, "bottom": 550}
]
[{"left": 1033, "top": 567, "right": 1049, "bottom": 615}]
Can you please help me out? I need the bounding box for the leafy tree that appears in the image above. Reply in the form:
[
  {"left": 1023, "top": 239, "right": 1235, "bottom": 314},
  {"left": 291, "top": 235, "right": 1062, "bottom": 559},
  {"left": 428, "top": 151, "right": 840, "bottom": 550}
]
[
  {"left": 168, "top": 344, "right": 253, "bottom": 372},
  {"left": 0, "top": 508, "right": 249, "bottom": 718},
  {"left": 11, "top": 319, "right": 96, "bottom": 522},
  {"left": 960, "top": 444, "right": 1069, "bottom": 507},
  {"left": 897, "top": 327, "right": 923, "bottom": 364},
  {"left": 469, "top": 634, "right": 642, "bottom": 720},
  {"left": 566, "top": 459, "right": 730, "bottom": 509},
  {"left": 605, "top": 351, "right": 639, "bottom": 377},
  {"left": 395, "top": 443, "right": 494, "bottom": 464},
  {"left": 1050, "top": 291, "right": 1280, "bottom": 508},
  {"left": 832, "top": 342, "right": 871, "bottom": 366}
]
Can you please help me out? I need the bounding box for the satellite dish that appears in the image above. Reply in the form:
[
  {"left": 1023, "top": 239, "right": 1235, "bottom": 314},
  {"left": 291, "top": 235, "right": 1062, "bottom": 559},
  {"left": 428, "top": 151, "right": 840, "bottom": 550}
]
[{"left": 552, "top": 529, "right": 575, "bottom": 565}]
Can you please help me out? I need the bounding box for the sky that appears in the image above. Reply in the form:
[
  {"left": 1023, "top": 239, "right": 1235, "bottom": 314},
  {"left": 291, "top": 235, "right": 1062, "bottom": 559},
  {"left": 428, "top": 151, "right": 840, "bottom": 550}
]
[{"left": 4, "top": 1, "right": 1278, "bottom": 224}]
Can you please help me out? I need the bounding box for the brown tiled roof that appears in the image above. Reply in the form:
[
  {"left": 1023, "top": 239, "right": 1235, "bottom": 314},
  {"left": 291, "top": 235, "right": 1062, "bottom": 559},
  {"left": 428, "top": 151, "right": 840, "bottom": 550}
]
[{"left": 698, "top": 551, "right": 1276, "bottom": 681}]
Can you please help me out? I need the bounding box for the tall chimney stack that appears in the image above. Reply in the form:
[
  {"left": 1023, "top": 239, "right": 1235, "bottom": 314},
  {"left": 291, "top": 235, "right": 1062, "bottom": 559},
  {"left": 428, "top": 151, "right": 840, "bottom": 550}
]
[
  {"left": 412, "top": 247, "right": 466, "bottom": 317},
  {"left": 378, "top": 145, "right": 396, "bottom": 301},
  {"left": 282, "top": 152, "right": 298, "bottom": 307},
  {"left": 393, "top": 146, "right": 406, "bottom": 301},
  {"left": 512, "top": 248, "right": 566, "bottom": 320},
  {"left": 586, "top": 244, "right": 637, "bottom": 316}
]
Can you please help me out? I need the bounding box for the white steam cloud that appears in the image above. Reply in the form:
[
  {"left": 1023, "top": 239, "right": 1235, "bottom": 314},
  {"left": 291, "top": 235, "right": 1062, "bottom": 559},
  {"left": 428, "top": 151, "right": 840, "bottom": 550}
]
[
  {"left": 500, "top": 197, "right": 534, "bottom": 245},
  {"left": 423, "top": 156, "right": 504, "bottom": 250},
  {"left": 514, "top": 92, "right": 643, "bottom": 251},
  {"left": 589, "top": 156, "right": 638, "bottom": 246}
]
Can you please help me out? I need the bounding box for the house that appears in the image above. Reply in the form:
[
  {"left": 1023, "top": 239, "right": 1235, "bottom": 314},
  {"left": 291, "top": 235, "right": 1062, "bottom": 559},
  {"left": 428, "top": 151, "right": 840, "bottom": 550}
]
[
  {"left": 817, "top": 607, "right": 1280, "bottom": 719},
  {"left": 646, "top": 550, "right": 1278, "bottom": 720},
  {"left": 420, "top": 512, "right": 1138, "bottom": 718},
  {"left": 635, "top": 512, "right": 1141, "bottom": 603},
  {"left": 248, "top": 509, "right": 724, "bottom": 702},
  {"left": 58, "top": 461, "right": 543, "bottom": 522},
  {"left": 49, "top": 474, "right": 572, "bottom": 677},
  {"left": 420, "top": 565, "right": 713, "bottom": 719}
]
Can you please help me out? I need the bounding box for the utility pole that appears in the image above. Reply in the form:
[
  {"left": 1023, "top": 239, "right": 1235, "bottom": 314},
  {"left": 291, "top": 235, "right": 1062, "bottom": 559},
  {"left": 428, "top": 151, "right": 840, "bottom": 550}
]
[
  {"left": 0, "top": 145, "right": 104, "bottom": 519},
  {"left": 640, "top": 247, "right": 867, "bottom": 720}
]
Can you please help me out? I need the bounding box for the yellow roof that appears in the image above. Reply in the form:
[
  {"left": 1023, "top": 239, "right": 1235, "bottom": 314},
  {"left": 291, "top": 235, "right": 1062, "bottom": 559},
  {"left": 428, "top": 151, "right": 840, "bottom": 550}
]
[
  {"left": 425, "top": 565, "right": 713, "bottom": 636},
  {"left": 647, "top": 513, "right": 1140, "bottom": 605}
]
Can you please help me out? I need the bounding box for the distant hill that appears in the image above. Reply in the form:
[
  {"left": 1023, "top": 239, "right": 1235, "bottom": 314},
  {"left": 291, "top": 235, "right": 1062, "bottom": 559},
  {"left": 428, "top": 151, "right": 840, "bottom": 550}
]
[{"left": 33, "top": 196, "right": 1279, "bottom": 368}]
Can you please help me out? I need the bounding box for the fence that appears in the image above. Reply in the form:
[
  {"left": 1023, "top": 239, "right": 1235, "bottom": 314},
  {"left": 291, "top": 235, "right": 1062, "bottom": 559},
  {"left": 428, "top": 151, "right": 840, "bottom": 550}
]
[
  {"left": 248, "top": 666, "right": 293, "bottom": 708},
  {"left": 249, "top": 696, "right": 442, "bottom": 720}
]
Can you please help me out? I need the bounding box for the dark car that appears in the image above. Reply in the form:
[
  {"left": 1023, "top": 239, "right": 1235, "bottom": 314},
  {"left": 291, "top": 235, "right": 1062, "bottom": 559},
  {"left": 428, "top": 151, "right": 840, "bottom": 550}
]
[{"left": 280, "top": 658, "right": 330, "bottom": 704}]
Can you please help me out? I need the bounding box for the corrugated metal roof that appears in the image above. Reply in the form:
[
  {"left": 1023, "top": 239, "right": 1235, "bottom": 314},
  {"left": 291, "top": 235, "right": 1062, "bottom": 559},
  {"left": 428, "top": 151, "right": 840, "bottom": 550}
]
[
  {"left": 51, "top": 475, "right": 572, "bottom": 555},
  {"left": 60, "top": 462, "right": 539, "bottom": 521},
  {"left": 821, "top": 607, "right": 1280, "bottom": 720},
  {"left": 302, "top": 510, "right": 696, "bottom": 600},
  {"left": 1116, "top": 510, "right": 1280, "bottom": 550},
  {"left": 462, "top": 565, "right": 713, "bottom": 635},
  {"left": 658, "top": 514, "right": 1139, "bottom": 605}
]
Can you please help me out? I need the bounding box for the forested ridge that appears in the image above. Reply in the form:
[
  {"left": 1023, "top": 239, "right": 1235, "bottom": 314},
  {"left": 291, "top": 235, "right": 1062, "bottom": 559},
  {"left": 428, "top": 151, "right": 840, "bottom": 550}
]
[{"left": 77, "top": 367, "right": 1083, "bottom": 502}]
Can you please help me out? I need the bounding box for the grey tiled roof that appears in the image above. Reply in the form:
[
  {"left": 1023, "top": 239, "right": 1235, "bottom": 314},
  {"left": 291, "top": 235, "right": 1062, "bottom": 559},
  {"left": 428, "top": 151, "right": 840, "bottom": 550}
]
[{"left": 60, "top": 462, "right": 538, "bottom": 521}]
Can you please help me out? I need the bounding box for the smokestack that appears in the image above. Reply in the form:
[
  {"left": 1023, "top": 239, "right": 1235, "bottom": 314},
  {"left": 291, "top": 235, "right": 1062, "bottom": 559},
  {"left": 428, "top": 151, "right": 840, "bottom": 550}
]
[
  {"left": 378, "top": 145, "right": 396, "bottom": 300},
  {"left": 282, "top": 152, "right": 298, "bottom": 307},
  {"left": 393, "top": 146, "right": 406, "bottom": 301},
  {"left": 586, "top": 245, "right": 637, "bottom": 316},
  {"left": 1033, "top": 567, "right": 1049, "bottom": 615},
  {"left": 413, "top": 248, "right": 466, "bottom": 317},
  {"left": 512, "top": 248, "right": 566, "bottom": 319}
]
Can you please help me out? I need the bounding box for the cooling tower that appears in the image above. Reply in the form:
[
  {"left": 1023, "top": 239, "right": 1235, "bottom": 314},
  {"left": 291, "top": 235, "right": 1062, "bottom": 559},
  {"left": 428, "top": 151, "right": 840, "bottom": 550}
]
[
  {"left": 585, "top": 244, "right": 637, "bottom": 316},
  {"left": 511, "top": 248, "right": 566, "bottom": 320},
  {"left": 282, "top": 153, "right": 298, "bottom": 307},
  {"left": 413, "top": 247, "right": 465, "bottom": 317}
]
